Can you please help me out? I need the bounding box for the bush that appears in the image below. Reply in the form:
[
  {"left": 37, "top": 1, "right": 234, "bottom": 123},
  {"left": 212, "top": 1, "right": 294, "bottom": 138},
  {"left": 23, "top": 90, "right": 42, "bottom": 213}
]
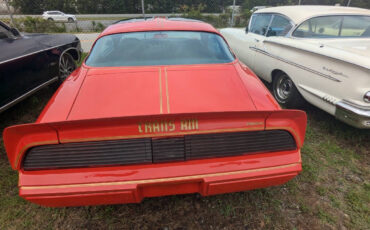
[
  {"left": 180, "top": 4, "right": 230, "bottom": 28},
  {"left": 14, "top": 17, "right": 66, "bottom": 33},
  {"left": 180, "top": 4, "right": 250, "bottom": 28},
  {"left": 91, "top": 21, "right": 105, "bottom": 32}
]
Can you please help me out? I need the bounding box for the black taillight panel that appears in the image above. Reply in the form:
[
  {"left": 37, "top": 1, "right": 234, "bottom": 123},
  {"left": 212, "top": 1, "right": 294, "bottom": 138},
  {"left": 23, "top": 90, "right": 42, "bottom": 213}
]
[
  {"left": 23, "top": 138, "right": 152, "bottom": 170},
  {"left": 23, "top": 130, "right": 296, "bottom": 170}
]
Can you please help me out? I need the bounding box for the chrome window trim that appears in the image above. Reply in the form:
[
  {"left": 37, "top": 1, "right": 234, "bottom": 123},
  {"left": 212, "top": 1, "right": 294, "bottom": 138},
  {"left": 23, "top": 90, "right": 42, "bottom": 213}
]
[
  {"left": 248, "top": 13, "right": 273, "bottom": 36},
  {"left": 269, "top": 14, "right": 295, "bottom": 37},
  {"left": 265, "top": 14, "right": 274, "bottom": 36},
  {"left": 249, "top": 13, "right": 295, "bottom": 37}
]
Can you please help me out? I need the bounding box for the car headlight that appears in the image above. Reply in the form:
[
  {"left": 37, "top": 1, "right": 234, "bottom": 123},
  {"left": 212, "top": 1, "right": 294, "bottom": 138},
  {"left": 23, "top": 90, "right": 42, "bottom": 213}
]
[{"left": 364, "top": 91, "right": 370, "bottom": 103}]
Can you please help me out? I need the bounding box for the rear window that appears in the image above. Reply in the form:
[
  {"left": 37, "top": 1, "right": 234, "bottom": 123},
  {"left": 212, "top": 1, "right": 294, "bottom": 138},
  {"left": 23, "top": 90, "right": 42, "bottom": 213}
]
[
  {"left": 86, "top": 31, "right": 235, "bottom": 67},
  {"left": 293, "top": 15, "right": 370, "bottom": 38}
]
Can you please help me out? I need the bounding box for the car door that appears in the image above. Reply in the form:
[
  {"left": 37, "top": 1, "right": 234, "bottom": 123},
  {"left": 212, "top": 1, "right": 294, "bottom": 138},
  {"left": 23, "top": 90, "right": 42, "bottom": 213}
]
[
  {"left": 252, "top": 14, "right": 293, "bottom": 80},
  {"left": 231, "top": 15, "right": 259, "bottom": 68},
  {"left": 0, "top": 24, "right": 56, "bottom": 110},
  {"left": 59, "top": 12, "right": 68, "bottom": 22},
  {"left": 0, "top": 23, "right": 17, "bottom": 107},
  {"left": 246, "top": 13, "right": 273, "bottom": 73},
  {"left": 54, "top": 12, "right": 64, "bottom": 21}
]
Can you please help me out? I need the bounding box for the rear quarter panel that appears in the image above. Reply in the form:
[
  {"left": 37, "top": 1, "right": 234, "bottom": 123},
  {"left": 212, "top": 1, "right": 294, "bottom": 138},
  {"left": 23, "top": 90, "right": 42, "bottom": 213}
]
[{"left": 256, "top": 37, "right": 370, "bottom": 115}]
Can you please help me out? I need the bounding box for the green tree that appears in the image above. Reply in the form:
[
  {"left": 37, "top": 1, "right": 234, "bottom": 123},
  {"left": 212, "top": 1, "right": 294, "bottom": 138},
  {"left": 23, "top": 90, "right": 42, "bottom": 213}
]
[{"left": 9, "top": 0, "right": 370, "bottom": 14}]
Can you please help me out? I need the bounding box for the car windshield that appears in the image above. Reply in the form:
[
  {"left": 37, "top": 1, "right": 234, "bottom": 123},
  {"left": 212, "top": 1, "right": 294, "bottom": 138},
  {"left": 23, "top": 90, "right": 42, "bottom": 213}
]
[
  {"left": 293, "top": 15, "right": 370, "bottom": 38},
  {"left": 86, "top": 31, "right": 235, "bottom": 67}
]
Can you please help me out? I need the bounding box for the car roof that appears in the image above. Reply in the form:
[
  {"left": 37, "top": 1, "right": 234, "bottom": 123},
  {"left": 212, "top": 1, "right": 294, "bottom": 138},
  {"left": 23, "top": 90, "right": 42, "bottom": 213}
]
[
  {"left": 99, "top": 18, "right": 219, "bottom": 38},
  {"left": 256, "top": 5, "right": 370, "bottom": 24}
]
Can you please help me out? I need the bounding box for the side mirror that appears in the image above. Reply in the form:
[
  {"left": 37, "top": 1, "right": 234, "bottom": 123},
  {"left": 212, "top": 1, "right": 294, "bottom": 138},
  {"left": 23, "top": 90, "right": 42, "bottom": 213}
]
[
  {"left": 245, "top": 27, "right": 249, "bottom": 33},
  {"left": 10, "top": 28, "right": 20, "bottom": 37}
]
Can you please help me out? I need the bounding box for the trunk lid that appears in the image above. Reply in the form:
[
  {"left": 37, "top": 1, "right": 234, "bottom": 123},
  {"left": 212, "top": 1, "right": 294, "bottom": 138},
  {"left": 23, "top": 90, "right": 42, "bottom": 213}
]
[{"left": 67, "top": 64, "right": 256, "bottom": 120}]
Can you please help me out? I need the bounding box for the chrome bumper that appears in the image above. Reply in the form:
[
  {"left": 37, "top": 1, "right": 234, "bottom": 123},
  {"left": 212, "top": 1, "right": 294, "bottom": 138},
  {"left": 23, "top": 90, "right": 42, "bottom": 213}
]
[{"left": 335, "top": 101, "right": 370, "bottom": 129}]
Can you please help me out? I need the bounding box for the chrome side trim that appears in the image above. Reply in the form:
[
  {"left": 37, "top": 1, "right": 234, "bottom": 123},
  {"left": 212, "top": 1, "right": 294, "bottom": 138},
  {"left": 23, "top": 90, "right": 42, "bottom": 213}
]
[
  {"left": 249, "top": 46, "right": 341, "bottom": 82},
  {"left": 0, "top": 43, "right": 73, "bottom": 65},
  {"left": 0, "top": 77, "right": 58, "bottom": 113},
  {"left": 298, "top": 84, "right": 338, "bottom": 105},
  {"left": 341, "top": 100, "right": 370, "bottom": 110},
  {"left": 264, "top": 40, "right": 370, "bottom": 71}
]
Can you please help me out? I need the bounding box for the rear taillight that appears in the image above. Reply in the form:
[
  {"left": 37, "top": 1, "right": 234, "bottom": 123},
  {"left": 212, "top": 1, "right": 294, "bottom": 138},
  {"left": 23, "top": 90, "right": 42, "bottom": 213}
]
[{"left": 364, "top": 91, "right": 370, "bottom": 103}]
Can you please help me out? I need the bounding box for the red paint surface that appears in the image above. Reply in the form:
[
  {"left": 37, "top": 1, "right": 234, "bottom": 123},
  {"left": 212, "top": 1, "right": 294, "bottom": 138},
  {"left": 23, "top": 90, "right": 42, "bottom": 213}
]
[
  {"left": 68, "top": 67, "right": 162, "bottom": 120},
  {"left": 20, "top": 151, "right": 301, "bottom": 207},
  {"left": 3, "top": 18, "right": 307, "bottom": 206},
  {"left": 165, "top": 64, "right": 256, "bottom": 113}
]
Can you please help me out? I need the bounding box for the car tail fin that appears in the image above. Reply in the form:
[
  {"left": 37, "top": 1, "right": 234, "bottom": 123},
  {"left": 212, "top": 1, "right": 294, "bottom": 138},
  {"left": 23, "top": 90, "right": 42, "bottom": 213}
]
[
  {"left": 3, "top": 123, "right": 59, "bottom": 170},
  {"left": 266, "top": 110, "right": 307, "bottom": 148}
]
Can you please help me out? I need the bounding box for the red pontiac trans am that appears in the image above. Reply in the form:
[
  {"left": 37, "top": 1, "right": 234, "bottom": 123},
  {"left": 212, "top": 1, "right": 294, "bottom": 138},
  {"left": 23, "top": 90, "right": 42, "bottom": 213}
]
[{"left": 3, "top": 18, "right": 307, "bottom": 207}]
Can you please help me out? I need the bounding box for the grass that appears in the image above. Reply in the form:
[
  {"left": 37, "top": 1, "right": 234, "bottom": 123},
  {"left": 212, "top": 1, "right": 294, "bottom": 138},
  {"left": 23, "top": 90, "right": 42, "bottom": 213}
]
[
  {"left": 0, "top": 87, "right": 369, "bottom": 229},
  {"left": 78, "top": 53, "right": 88, "bottom": 65}
]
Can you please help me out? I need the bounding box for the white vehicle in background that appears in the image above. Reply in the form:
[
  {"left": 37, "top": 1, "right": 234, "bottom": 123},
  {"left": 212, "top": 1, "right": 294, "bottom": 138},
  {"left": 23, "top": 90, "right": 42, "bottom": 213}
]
[
  {"left": 221, "top": 5, "right": 370, "bottom": 128},
  {"left": 42, "top": 11, "right": 77, "bottom": 22}
]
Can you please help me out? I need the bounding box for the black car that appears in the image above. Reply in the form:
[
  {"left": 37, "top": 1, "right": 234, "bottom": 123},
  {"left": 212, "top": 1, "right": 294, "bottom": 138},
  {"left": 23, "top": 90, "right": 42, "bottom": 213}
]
[{"left": 0, "top": 21, "right": 82, "bottom": 113}]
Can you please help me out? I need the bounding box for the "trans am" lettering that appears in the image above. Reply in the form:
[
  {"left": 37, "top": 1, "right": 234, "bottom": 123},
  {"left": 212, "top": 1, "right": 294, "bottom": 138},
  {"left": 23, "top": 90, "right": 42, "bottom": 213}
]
[{"left": 138, "top": 119, "right": 198, "bottom": 133}]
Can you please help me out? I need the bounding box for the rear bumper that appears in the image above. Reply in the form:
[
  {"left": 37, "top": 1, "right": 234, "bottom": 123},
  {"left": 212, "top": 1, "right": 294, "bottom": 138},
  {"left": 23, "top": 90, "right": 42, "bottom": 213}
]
[
  {"left": 19, "top": 150, "right": 301, "bottom": 207},
  {"left": 335, "top": 101, "right": 370, "bottom": 129}
]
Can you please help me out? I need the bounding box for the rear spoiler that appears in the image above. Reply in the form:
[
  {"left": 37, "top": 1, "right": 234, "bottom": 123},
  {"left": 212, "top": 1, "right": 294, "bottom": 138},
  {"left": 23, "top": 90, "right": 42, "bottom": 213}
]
[{"left": 3, "top": 110, "right": 306, "bottom": 170}]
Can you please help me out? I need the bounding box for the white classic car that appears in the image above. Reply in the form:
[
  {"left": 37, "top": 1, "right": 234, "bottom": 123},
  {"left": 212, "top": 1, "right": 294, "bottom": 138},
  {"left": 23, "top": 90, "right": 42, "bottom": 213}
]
[{"left": 221, "top": 5, "right": 370, "bottom": 128}]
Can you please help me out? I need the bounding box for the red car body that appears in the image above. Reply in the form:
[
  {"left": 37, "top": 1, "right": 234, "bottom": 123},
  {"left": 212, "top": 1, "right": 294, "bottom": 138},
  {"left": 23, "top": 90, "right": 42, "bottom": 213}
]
[{"left": 3, "top": 18, "right": 307, "bottom": 207}]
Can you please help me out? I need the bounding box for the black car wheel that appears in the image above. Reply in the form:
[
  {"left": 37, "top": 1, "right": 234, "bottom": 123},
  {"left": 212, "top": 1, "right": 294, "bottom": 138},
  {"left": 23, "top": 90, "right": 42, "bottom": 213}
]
[
  {"left": 272, "top": 72, "right": 304, "bottom": 108},
  {"left": 59, "top": 53, "right": 76, "bottom": 82},
  {"left": 68, "top": 17, "right": 74, "bottom": 23},
  {"left": 48, "top": 18, "right": 54, "bottom": 21}
]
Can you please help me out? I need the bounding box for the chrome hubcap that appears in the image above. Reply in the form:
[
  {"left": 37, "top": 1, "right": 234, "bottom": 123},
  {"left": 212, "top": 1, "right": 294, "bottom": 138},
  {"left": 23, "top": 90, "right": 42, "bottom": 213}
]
[{"left": 276, "top": 76, "right": 293, "bottom": 100}]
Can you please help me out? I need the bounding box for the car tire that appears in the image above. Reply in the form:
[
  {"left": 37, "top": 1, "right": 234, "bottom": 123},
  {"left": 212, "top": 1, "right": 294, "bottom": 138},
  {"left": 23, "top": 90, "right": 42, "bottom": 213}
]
[
  {"left": 272, "top": 72, "right": 305, "bottom": 108},
  {"left": 68, "top": 17, "right": 74, "bottom": 23},
  {"left": 48, "top": 18, "right": 54, "bottom": 21},
  {"left": 59, "top": 52, "right": 76, "bottom": 82}
]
